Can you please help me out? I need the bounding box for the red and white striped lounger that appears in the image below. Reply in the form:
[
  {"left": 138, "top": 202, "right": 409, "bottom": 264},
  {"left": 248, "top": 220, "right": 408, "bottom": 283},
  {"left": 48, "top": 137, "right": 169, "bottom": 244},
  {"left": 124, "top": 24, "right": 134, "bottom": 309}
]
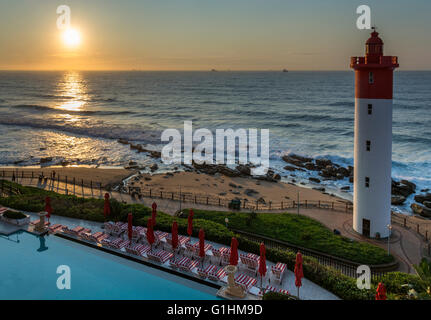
[
  {"left": 177, "top": 257, "right": 199, "bottom": 273},
  {"left": 111, "top": 222, "right": 126, "bottom": 236},
  {"left": 207, "top": 267, "right": 227, "bottom": 282},
  {"left": 63, "top": 226, "right": 91, "bottom": 235},
  {"left": 132, "top": 226, "right": 145, "bottom": 242},
  {"left": 211, "top": 248, "right": 222, "bottom": 264},
  {"left": 108, "top": 238, "right": 129, "bottom": 250},
  {"left": 155, "top": 231, "right": 168, "bottom": 241},
  {"left": 258, "top": 285, "right": 274, "bottom": 297},
  {"left": 85, "top": 231, "right": 109, "bottom": 243},
  {"left": 193, "top": 242, "right": 213, "bottom": 253},
  {"left": 240, "top": 253, "right": 259, "bottom": 275},
  {"left": 103, "top": 221, "right": 115, "bottom": 234},
  {"left": 48, "top": 224, "right": 63, "bottom": 233},
  {"left": 197, "top": 264, "right": 217, "bottom": 279},
  {"left": 235, "top": 273, "right": 257, "bottom": 292},
  {"left": 126, "top": 243, "right": 150, "bottom": 256},
  {"left": 185, "top": 242, "right": 196, "bottom": 257},
  {"left": 271, "top": 262, "right": 287, "bottom": 284},
  {"left": 169, "top": 258, "right": 179, "bottom": 268},
  {"left": 0, "top": 207, "right": 8, "bottom": 214},
  {"left": 147, "top": 249, "right": 173, "bottom": 264}
]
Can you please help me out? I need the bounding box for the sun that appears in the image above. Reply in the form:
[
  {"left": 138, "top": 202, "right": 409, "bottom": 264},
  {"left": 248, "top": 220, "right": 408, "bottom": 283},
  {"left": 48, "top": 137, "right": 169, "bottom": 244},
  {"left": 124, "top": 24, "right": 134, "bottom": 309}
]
[{"left": 62, "top": 28, "right": 81, "bottom": 47}]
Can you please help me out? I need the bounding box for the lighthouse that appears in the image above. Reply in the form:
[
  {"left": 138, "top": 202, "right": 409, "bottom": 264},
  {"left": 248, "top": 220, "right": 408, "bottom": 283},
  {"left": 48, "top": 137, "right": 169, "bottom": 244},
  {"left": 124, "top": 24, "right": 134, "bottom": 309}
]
[{"left": 350, "top": 29, "right": 399, "bottom": 238}]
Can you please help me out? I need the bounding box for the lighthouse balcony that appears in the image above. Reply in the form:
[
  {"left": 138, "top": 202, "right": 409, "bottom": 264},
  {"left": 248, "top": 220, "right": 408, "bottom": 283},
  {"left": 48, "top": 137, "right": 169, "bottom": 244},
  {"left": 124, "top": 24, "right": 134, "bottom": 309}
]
[{"left": 350, "top": 56, "right": 399, "bottom": 69}]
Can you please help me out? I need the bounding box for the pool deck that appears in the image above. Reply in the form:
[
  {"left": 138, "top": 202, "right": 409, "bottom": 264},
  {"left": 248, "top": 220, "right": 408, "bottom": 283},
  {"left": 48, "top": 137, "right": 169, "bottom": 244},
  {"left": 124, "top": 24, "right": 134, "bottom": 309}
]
[{"left": 2, "top": 208, "right": 339, "bottom": 300}]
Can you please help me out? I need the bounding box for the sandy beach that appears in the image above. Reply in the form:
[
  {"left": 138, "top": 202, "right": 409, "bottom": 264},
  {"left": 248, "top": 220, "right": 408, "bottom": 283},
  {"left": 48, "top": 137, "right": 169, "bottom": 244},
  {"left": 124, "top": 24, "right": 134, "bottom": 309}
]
[
  {"left": 0, "top": 166, "right": 134, "bottom": 188},
  {"left": 127, "top": 171, "right": 349, "bottom": 205},
  {"left": 0, "top": 166, "right": 349, "bottom": 205}
]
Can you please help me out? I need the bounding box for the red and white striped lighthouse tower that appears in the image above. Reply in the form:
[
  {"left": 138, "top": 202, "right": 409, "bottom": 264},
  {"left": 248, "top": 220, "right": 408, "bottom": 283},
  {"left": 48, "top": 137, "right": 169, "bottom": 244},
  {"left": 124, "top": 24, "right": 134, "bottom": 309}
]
[{"left": 350, "top": 29, "right": 399, "bottom": 238}]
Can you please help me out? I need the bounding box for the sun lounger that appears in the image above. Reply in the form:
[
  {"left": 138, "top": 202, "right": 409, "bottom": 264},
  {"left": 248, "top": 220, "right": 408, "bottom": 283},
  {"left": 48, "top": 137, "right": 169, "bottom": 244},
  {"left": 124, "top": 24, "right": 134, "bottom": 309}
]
[
  {"left": 177, "top": 257, "right": 199, "bottom": 273},
  {"left": 147, "top": 249, "right": 173, "bottom": 264},
  {"left": 108, "top": 237, "right": 129, "bottom": 250},
  {"left": 235, "top": 273, "right": 257, "bottom": 292},
  {"left": 103, "top": 221, "right": 115, "bottom": 234},
  {"left": 240, "top": 253, "right": 259, "bottom": 275},
  {"left": 197, "top": 264, "right": 217, "bottom": 279},
  {"left": 211, "top": 248, "right": 222, "bottom": 264},
  {"left": 155, "top": 231, "right": 168, "bottom": 241},
  {"left": 185, "top": 242, "right": 196, "bottom": 257},
  {"left": 0, "top": 207, "right": 8, "bottom": 214},
  {"left": 258, "top": 285, "right": 288, "bottom": 297},
  {"left": 271, "top": 262, "right": 287, "bottom": 284},
  {"left": 63, "top": 226, "right": 91, "bottom": 236},
  {"left": 111, "top": 222, "right": 127, "bottom": 237},
  {"left": 125, "top": 243, "right": 150, "bottom": 256},
  {"left": 83, "top": 231, "right": 109, "bottom": 243},
  {"left": 132, "top": 226, "right": 145, "bottom": 242},
  {"left": 48, "top": 224, "right": 63, "bottom": 233},
  {"left": 169, "top": 258, "right": 179, "bottom": 269},
  {"left": 208, "top": 267, "right": 227, "bottom": 282}
]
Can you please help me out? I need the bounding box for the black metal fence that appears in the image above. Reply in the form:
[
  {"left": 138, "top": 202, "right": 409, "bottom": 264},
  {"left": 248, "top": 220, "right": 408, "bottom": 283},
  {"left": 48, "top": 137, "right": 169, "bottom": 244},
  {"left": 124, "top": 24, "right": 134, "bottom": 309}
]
[{"left": 232, "top": 229, "right": 395, "bottom": 280}]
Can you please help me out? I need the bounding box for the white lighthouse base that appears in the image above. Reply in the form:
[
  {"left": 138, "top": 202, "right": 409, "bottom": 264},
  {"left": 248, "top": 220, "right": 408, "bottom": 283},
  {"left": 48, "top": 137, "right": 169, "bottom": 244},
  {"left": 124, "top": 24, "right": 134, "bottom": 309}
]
[{"left": 353, "top": 98, "right": 392, "bottom": 238}]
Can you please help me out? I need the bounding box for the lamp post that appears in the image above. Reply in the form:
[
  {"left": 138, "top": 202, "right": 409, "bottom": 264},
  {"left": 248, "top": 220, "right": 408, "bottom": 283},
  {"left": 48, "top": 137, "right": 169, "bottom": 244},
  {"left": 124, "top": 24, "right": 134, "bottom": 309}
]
[
  {"left": 387, "top": 224, "right": 392, "bottom": 256},
  {"left": 225, "top": 217, "right": 229, "bottom": 228}
]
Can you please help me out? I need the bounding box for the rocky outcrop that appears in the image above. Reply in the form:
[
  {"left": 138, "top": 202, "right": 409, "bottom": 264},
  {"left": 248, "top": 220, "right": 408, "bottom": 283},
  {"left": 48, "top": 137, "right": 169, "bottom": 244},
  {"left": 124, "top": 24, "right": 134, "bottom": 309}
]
[
  {"left": 392, "top": 179, "right": 416, "bottom": 198},
  {"left": 411, "top": 203, "right": 431, "bottom": 218},
  {"left": 309, "top": 177, "right": 321, "bottom": 183},
  {"left": 391, "top": 195, "right": 406, "bottom": 205},
  {"left": 414, "top": 193, "right": 431, "bottom": 204}
]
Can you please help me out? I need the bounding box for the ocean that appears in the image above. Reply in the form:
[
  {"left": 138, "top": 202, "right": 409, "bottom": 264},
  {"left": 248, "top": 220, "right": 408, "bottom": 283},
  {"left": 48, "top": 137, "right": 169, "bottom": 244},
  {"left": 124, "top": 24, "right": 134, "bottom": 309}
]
[{"left": 0, "top": 70, "right": 430, "bottom": 214}]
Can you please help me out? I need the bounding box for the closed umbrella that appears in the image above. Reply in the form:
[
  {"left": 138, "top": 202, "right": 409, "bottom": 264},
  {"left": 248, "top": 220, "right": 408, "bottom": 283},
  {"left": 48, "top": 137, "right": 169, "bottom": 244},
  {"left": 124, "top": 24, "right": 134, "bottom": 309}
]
[
  {"left": 45, "top": 196, "right": 52, "bottom": 222},
  {"left": 199, "top": 228, "right": 205, "bottom": 264},
  {"left": 171, "top": 221, "right": 179, "bottom": 253},
  {"left": 187, "top": 209, "right": 194, "bottom": 238},
  {"left": 152, "top": 202, "right": 157, "bottom": 227},
  {"left": 258, "top": 242, "right": 267, "bottom": 289},
  {"left": 229, "top": 237, "right": 239, "bottom": 266},
  {"left": 375, "top": 282, "right": 387, "bottom": 300},
  {"left": 146, "top": 217, "right": 155, "bottom": 251},
  {"left": 294, "top": 251, "right": 304, "bottom": 299},
  {"left": 104, "top": 193, "right": 110, "bottom": 218},
  {"left": 127, "top": 213, "right": 133, "bottom": 243}
]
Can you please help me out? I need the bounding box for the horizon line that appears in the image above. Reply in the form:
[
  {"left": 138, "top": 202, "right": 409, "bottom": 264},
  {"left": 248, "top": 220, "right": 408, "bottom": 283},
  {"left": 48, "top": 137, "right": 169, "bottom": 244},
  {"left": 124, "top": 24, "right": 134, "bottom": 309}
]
[{"left": 0, "top": 69, "right": 427, "bottom": 72}]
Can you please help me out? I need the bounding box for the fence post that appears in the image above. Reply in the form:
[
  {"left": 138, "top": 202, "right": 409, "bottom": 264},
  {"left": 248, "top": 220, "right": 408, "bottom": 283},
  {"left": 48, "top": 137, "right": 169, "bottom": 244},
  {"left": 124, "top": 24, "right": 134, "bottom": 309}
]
[
  {"left": 99, "top": 182, "right": 102, "bottom": 193},
  {"left": 426, "top": 231, "right": 428, "bottom": 241},
  {"left": 195, "top": 195, "right": 197, "bottom": 204},
  {"left": 160, "top": 191, "right": 163, "bottom": 198},
  {"left": 172, "top": 192, "right": 174, "bottom": 200},
  {"left": 332, "top": 202, "right": 334, "bottom": 210},
  {"left": 218, "top": 198, "right": 221, "bottom": 206},
  {"left": 73, "top": 177, "right": 75, "bottom": 188},
  {"left": 417, "top": 224, "right": 420, "bottom": 234},
  {"left": 65, "top": 176, "right": 68, "bottom": 189},
  {"left": 345, "top": 203, "right": 348, "bottom": 212},
  {"left": 256, "top": 201, "right": 259, "bottom": 210},
  {"left": 90, "top": 180, "right": 93, "bottom": 190},
  {"left": 404, "top": 218, "right": 406, "bottom": 228},
  {"left": 150, "top": 189, "right": 152, "bottom": 197}
]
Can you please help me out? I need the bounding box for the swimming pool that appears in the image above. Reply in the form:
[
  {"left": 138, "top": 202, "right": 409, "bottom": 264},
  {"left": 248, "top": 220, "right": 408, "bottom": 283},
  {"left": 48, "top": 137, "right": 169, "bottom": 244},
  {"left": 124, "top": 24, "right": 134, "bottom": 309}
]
[{"left": 0, "top": 231, "right": 219, "bottom": 300}]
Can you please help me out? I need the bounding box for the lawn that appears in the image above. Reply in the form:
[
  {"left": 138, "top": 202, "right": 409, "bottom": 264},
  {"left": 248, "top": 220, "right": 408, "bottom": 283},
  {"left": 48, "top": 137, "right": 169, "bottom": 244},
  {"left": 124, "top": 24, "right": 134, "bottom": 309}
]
[{"left": 190, "top": 209, "right": 394, "bottom": 265}]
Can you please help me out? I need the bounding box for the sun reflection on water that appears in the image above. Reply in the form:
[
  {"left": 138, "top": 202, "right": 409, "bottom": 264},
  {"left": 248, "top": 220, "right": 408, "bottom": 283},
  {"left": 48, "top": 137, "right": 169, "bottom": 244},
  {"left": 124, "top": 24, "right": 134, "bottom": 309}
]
[{"left": 56, "top": 71, "right": 88, "bottom": 112}]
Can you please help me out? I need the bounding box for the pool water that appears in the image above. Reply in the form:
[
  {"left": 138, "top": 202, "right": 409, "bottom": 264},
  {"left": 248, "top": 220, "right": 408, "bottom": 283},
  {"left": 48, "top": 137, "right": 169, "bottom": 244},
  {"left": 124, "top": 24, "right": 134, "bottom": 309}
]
[{"left": 0, "top": 231, "right": 219, "bottom": 300}]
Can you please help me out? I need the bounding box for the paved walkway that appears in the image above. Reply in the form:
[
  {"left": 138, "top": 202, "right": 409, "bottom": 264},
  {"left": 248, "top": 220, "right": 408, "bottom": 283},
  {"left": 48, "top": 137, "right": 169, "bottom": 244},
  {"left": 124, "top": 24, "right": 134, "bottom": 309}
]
[{"left": 3, "top": 176, "right": 429, "bottom": 274}]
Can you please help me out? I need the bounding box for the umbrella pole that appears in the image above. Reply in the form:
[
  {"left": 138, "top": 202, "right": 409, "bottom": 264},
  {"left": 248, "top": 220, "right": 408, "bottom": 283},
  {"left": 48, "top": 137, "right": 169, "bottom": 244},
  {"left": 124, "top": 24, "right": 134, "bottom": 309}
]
[{"left": 297, "top": 287, "right": 300, "bottom": 299}]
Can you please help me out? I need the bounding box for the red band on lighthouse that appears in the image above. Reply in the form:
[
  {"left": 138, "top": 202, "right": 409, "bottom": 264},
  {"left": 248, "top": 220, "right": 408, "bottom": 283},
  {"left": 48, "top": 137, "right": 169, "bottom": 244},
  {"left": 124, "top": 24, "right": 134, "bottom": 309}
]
[{"left": 350, "top": 31, "right": 399, "bottom": 99}]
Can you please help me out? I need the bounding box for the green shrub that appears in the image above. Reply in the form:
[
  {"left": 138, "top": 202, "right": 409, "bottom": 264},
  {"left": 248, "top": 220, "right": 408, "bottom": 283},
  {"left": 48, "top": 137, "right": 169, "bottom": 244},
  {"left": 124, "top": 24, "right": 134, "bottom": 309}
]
[
  {"left": 189, "top": 209, "right": 393, "bottom": 265},
  {"left": 2, "top": 210, "right": 27, "bottom": 220},
  {"left": 262, "top": 291, "right": 296, "bottom": 300}
]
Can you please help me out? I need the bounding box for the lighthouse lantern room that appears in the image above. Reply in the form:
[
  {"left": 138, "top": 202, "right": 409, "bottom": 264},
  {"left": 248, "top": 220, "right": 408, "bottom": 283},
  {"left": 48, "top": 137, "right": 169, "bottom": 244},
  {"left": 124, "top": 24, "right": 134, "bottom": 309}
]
[{"left": 350, "top": 29, "right": 399, "bottom": 238}]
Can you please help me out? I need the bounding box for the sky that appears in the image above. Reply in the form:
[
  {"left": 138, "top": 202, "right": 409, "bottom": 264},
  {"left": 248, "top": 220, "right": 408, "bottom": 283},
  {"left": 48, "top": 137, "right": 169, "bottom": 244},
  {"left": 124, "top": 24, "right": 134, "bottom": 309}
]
[{"left": 0, "top": 0, "right": 430, "bottom": 71}]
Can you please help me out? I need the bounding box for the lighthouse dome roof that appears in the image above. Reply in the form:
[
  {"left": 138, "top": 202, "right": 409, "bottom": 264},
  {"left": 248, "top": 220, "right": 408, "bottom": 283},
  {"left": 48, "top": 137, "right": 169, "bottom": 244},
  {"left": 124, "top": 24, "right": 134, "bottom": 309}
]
[{"left": 366, "top": 31, "right": 384, "bottom": 45}]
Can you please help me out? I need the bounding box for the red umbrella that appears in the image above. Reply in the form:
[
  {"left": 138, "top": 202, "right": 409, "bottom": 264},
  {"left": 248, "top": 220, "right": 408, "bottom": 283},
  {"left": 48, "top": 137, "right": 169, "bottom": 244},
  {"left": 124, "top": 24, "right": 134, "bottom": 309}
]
[
  {"left": 45, "top": 196, "right": 52, "bottom": 221},
  {"left": 258, "top": 242, "right": 267, "bottom": 288},
  {"left": 199, "top": 228, "right": 205, "bottom": 260},
  {"left": 187, "top": 209, "right": 194, "bottom": 238},
  {"left": 229, "top": 237, "right": 239, "bottom": 266},
  {"left": 127, "top": 213, "right": 133, "bottom": 243},
  {"left": 151, "top": 202, "right": 157, "bottom": 227},
  {"left": 171, "top": 221, "right": 179, "bottom": 252},
  {"left": 146, "top": 217, "right": 155, "bottom": 251},
  {"left": 375, "top": 282, "right": 387, "bottom": 300},
  {"left": 104, "top": 193, "right": 110, "bottom": 218},
  {"left": 294, "top": 251, "right": 304, "bottom": 298}
]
